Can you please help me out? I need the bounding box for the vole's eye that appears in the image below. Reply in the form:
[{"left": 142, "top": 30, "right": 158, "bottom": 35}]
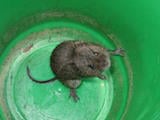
[{"left": 93, "top": 52, "right": 99, "bottom": 56}]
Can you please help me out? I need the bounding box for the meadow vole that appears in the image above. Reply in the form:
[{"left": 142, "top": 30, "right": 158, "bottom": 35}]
[{"left": 27, "top": 40, "right": 125, "bottom": 102}]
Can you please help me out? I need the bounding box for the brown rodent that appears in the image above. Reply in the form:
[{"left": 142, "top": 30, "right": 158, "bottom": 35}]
[{"left": 27, "top": 40, "right": 125, "bottom": 102}]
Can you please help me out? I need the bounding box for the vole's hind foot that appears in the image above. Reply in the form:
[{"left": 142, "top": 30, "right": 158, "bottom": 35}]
[
  {"left": 69, "top": 88, "right": 80, "bottom": 102},
  {"left": 109, "top": 48, "right": 125, "bottom": 56}
]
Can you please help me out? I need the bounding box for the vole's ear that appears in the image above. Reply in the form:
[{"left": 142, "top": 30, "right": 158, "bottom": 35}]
[{"left": 74, "top": 46, "right": 91, "bottom": 56}]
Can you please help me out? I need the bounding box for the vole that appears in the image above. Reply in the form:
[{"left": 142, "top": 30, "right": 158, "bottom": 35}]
[{"left": 27, "top": 40, "right": 125, "bottom": 102}]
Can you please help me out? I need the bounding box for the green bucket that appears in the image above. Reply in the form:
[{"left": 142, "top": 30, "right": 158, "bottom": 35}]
[{"left": 0, "top": 0, "right": 160, "bottom": 120}]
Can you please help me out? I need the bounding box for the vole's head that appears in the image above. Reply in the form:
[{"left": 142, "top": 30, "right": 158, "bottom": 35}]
[{"left": 74, "top": 43, "right": 111, "bottom": 71}]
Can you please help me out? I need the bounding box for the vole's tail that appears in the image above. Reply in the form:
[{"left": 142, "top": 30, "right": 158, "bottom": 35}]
[{"left": 26, "top": 66, "right": 57, "bottom": 83}]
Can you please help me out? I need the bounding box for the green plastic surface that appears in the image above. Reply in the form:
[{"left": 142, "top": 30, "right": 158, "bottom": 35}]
[{"left": 0, "top": 0, "right": 160, "bottom": 120}]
